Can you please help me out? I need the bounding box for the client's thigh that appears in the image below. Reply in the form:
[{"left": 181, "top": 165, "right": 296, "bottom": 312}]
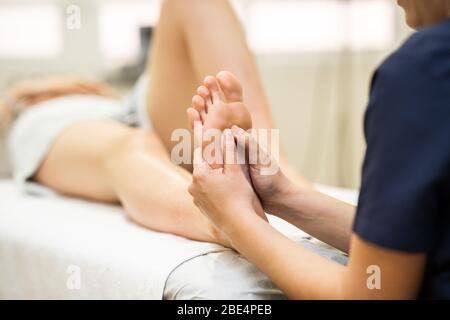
[{"left": 35, "top": 120, "right": 136, "bottom": 202}]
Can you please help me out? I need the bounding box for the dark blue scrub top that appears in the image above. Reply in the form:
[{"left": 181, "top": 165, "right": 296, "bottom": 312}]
[{"left": 353, "top": 18, "right": 450, "bottom": 299}]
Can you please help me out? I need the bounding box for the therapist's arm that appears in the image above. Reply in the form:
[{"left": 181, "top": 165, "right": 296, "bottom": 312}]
[
  {"left": 189, "top": 132, "right": 427, "bottom": 299},
  {"left": 268, "top": 184, "right": 355, "bottom": 253},
  {"left": 227, "top": 214, "right": 426, "bottom": 299},
  {"left": 231, "top": 126, "right": 355, "bottom": 253}
]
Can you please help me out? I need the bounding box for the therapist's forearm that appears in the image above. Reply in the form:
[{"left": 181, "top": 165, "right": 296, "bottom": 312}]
[
  {"left": 269, "top": 185, "right": 356, "bottom": 253},
  {"left": 228, "top": 213, "right": 346, "bottom": 299}
]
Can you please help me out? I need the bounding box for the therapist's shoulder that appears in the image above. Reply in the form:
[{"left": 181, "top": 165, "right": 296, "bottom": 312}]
[
  {"left": 365, "top": 20, "right": 450, "bottom": 132},
  {"left": 376, "top": 19, "right": 450, "bottom": 86}
]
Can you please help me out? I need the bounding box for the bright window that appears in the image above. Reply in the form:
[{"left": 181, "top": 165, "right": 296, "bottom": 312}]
[
  {"left": 0, "top": 5, "right": 62, "bottom": 58},
  {"left": 348, "top": 0, "right": 395, "bottom": 50},
  {"left": 98, "top": 1, "right": 161, "bottom": 64},
  {"left": 245, "top": 0, "right": 395, "bottom": 54},
  {"left": 97, "top": 0, "right": 394, "bottom": 60},
  {"left": 247, "top": 1, "right": 343, "bottom": 53}
]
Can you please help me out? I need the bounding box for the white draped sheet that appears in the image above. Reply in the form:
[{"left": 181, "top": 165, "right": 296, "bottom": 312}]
[{"left": 0, "top": 180, "right": 357, "bottom": 299}]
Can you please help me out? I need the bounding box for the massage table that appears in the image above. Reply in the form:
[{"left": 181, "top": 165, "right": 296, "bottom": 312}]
[{"left": 0, "top": 179, "right": 357, "bottom": 299}]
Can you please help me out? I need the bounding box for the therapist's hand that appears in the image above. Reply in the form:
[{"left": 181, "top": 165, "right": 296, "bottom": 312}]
[
  {"left": 230, "top": 125, "right": 300, "bottom": 217},
  {"left": 188, "top": 129, "right": 267, "bottom": 238}
]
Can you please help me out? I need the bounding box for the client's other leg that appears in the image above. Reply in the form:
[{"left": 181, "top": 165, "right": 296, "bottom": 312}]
[
  {"left": 35, "top": 121, "right": 226, "bottom": 245},
  {"left": 147, "top": 0, "right": 274, "bottom": 152}
]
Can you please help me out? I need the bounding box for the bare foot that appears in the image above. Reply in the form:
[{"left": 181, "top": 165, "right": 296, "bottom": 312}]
[
  {"left": 188, "top": 71, "right": 252, "bottom": 133},
  {"left": 187, "top": 71, "right": 253, "bottom": 169},
  {"left": 188, "top": 72, "right": 269, "bottom": 224}
]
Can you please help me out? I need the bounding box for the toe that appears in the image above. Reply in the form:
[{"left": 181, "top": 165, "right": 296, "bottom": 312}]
[
  {"left": 197, "top": 85, "right": 210, "bottom": 101},
  {"left": 217, "top": 71, "right": 243, "bottom": 102},
  {"left": 197, "top": 85, "right": 211, "bottom": 111},
  {"left": 187, "top": 108, "right": 201, "bottom": 130},
  {"left": 192, "top": 95, "right": 207, "bottom": 121},
  {"left": 204, "top": 76, "right": 222, "bottom": 104},
  {"left": 192, "top": 94, "right": 205, "bottom": 110}
]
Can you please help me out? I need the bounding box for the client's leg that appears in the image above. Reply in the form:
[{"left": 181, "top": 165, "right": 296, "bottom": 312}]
[
  {"left": 147, "top": 0, "right": 274, "bottom": 153},
  {"left": 33, "top": 0, "right": 305, "bottom": 247},
  {"left": 146, "top": 0, "right": 311, "bottom": 187},
  {"left": 35, "top": 120, "right": 226, "bottom": 245},
  {"left": 33, "top": 0, "right": 275, "bottom": 245}
]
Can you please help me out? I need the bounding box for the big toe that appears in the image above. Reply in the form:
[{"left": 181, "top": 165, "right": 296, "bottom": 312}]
[{"left": 217, "top": 71, "right": 243, "bottom": 102}]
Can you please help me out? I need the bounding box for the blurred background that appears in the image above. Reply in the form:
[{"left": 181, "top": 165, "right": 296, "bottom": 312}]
[{"left": 0, "top": 0, "right": 413, "bottom": 189}]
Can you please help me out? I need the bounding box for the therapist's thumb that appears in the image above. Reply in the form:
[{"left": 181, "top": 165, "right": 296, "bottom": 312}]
[
  {"left": 223, "top": 129, "right": 240, "bottom": 175},
  {"left": 192, "top": 146, "right": 210, "bottom": 175}
]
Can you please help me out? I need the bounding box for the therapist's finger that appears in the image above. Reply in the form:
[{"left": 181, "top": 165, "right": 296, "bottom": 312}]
[
  {"left": 232, "top": 125, "right": 271, "bottom": 170},
  {"left": 223, "top": 129, "right": 240, "bottom": 175},
  {"left": 193, "top": 145, "right": 220, "bottom": 175},
  {"left": 231, "top": 125, "right": 252, "bottom": 161},
  {"left": 193, "top": 146, "right": 207, "bottom": 172},
  {"left": 231, "top": 125, "right": 251, "bottom": 148}
]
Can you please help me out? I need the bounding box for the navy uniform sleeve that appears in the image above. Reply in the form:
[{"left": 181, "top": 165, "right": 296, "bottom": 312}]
[{"left": 353, "top": 52, "right": 450, "bottom": 253}]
